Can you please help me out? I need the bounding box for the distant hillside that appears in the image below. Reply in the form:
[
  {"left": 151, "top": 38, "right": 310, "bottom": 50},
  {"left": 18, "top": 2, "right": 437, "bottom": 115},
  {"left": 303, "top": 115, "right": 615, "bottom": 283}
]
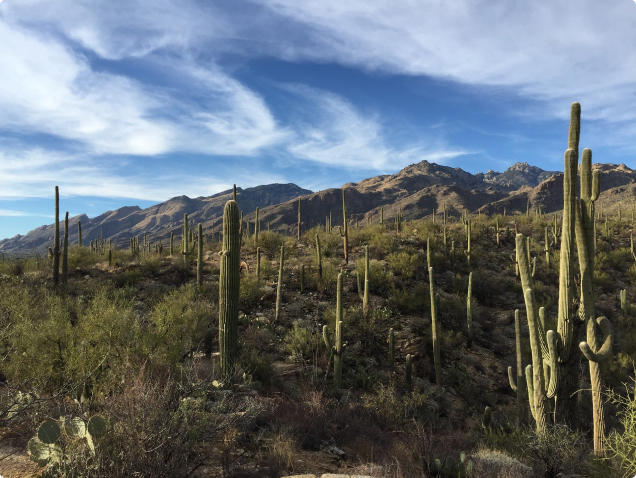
[{"left": 2, "top": 160, "right": 636, "bottom": 255}]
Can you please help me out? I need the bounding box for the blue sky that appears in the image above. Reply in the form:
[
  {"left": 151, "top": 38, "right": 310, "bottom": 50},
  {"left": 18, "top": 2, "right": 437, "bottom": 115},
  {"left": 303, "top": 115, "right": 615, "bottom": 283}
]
[{"left": 1, "top": 0, "right": 635, "bottom": 240}]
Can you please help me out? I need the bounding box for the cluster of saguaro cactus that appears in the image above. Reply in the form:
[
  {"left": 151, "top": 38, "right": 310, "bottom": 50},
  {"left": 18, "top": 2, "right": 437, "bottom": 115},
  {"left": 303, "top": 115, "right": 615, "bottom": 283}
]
[
  {"left": 515, "top": 103, "right": 612, "bottom": 457},
  {"left": 219, "top": 200, "right": 240, "bottom": 382},
  {"left": 323, "top": 273, "right": 345, "bottom": 387}
]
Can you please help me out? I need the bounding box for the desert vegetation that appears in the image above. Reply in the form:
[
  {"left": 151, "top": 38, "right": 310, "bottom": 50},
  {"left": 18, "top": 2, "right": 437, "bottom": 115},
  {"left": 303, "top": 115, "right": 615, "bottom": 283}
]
[{"left": 1, "top": 103, "right": 636, "bottom": 478}]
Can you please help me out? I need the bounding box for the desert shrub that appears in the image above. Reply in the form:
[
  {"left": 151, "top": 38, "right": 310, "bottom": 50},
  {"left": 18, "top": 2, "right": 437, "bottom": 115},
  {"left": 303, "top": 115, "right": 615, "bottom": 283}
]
[
  {"left": 284, "top": 320, "right": 321, "bottom": 361},
  {"left": 112, "top": 268, "right": 144, "bottom": 287},
  {"left": 368, "top": 230, "right": 395, "bottom": 257},
  {"left": 363, "top": 381, "right": 437, "bottom": 430},
  {"left": 257, "top": 231, "right": 285, "bottom": 259},
  {"left": 606, "top": 376, "right": 636, "bottom": 477},
  {"left": 388, "top": 282, "right": 429, "bottom": 313},
  {"left": 470, "top": 448, "right": 533, "bottom": 478},
  {"left": 386, "top": 248, "right": 424, "bottom": 278},
  {"left": 239, "top": 273, "right": 263, "bottom": 308},
  {"left": 354, "top": 259, "right": 393, "bottom": 296},
  {"left": 144, "top": 284, "right": 214, "bottom": 365}
]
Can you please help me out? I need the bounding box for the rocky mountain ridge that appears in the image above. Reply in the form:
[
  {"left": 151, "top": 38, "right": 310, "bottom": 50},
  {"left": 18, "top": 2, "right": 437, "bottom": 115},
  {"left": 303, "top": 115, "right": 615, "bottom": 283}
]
[{"left": 2, "top": 160, "right": 635, "bottom": 255}]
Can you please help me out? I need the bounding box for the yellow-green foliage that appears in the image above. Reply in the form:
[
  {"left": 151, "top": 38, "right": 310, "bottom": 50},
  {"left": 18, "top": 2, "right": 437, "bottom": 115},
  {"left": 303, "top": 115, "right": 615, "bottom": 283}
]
[
  {"left": 385, "top": 247, "right": 423, "bottom": 278},
  {"left": 354, "top": 259, "right": 393, "bottom": 295},
  {"left": 606, "top": 377, "right": 636, "bottom": 477},
  {"left": 240, "top": 273, "right": 263, "bottom": 307},
  {"left": 0, "top": 279, "right": 137, "bottom": 391},
  {"left": 284, "top": 320, "right": 321, "bottom": 360},
  {"left": 143, "top": 284, "right": 215, "bottom": 364},
  {"left": 363, "top": 381, "right": 436, "bottom": 430},
  {"left": 257, "top": 231, "right": 285, "bottom": 259}
]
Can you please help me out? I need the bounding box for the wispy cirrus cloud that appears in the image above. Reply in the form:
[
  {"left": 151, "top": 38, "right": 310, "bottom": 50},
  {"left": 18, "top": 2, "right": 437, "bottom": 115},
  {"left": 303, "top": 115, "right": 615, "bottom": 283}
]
[{"left": 283, "top": 84, "right": 470, "bottom": 170}]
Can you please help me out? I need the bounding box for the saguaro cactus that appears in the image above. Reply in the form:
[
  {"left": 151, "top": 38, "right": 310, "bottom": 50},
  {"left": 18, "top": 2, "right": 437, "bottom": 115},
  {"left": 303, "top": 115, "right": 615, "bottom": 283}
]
[
  {"left": 275, "top": 245, "right": 284, "bottom": 320},
  {"left": 430, "top": 267, "right": 441, "bottom": 386},
  {"left": 62, "top": 212, "right": 69, "bottom": 283},
  {"left": 576, "top": 145, "right": 612, "bottom": 457},
  {"left": 219, "top": 200, "right": 240, "bottom": 381},
  {"left": 297, "top": 198, "right": 301, "bottom": 240},
  {"left": 197, "top": 223, "right": 203, "bottom": 286},
  {"left": 323, "top": 273, "right": 346, "bottom": 387},
  {"left": 53, "top": 186, "right": 60, "bottom": 285},
  {"left": 363, "top": 245, "right": 370, "bottom": 317},
  {"left": 316, "top": 234, "right": 323, "bottom": 280},
  {"left": 182, "top": 213, "right": 190, "bottom": 267},
  {"left": 340, "top": 190, "right": 349, "bottom": 263},
  {"left": 508, "top": 309, "right": 528, "bottom": 424},
  {"left": 466, "top": 272, "right": 473, "bottom": 347}
]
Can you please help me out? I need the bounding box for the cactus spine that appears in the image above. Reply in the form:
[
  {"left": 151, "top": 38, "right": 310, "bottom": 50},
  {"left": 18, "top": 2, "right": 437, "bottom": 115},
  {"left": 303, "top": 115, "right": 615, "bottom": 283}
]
[
  {"left": 53, "top": 186, "right": 60, "bottom": 285},
  {"left": 508, "top": 309, "right": 528, "bottom": 424},
  {"left": 430, "top": 267, "right": 441, "bottom": 386},
  {"left": 466, "top": 272, "right": 473, "bottom": 348},
  {"left": 197, "top": 223, "right": 203, "bottom": 286},
  {"left": 78, "top": 220, "right": 82, "bottom": 247},
  {"left": 275, "top": 245, "right": 284, "bottom": 320},
  {"left": 219, "top": 200, "right": 240, "bottom": 382}
]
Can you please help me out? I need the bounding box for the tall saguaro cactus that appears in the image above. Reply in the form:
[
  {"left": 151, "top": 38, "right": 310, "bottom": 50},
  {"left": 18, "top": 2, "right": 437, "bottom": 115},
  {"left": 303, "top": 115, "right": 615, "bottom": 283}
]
[
  {"left": 62, "top": 212, "right": 69, "bottom": 283},
  {"left": 197, "top": 223, "right": 203, "bottom": 286},
  {"left": 297, "top": 198, "right": 301, "bottom": 240},
  {"left": 275, "top": 245, "right": 285, "bottom": 320},
  {"left": 53, "top": 186, "right": 60, "bottom": 285},
  {"left": 576, "top": 146, "right": 612, "bottom": 457},
  {"left": 182, "top": 213, "right": 190, "bottom": 267},
  {"left": 219, "top": 200, "right": 240, "bottom": 381},
  {"left": 508, "top": 309, "right": 528, "bottom": 424},
  {"left": 430, "top": 267, "right": 441, "bottom": 386},
  {"left": 340, "top": 189, "right": 349, "bottom": 263}
]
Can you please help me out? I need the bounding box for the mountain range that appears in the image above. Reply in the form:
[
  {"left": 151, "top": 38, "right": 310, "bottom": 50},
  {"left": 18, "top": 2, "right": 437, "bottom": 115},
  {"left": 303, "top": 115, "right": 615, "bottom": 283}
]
[{"left": 1, "top": 160, "right": 635, "bottom": 255}]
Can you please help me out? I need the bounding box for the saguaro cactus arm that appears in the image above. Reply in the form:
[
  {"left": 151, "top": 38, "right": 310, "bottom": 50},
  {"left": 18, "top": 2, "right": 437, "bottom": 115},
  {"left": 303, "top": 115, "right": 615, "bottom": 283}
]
[{"left": 579, "top": 316, "right": 613, "bottom": 362}]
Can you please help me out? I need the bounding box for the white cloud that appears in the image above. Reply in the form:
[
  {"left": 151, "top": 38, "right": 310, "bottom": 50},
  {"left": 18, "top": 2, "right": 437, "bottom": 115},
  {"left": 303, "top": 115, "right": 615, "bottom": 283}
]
[
  {"left": 0, "top": 3, "right": 288, "bottom": 157},
  {"left": 252, "top": 1, "right": 636, "bottom": 124},
  {"left": 284, "top": 85, "right": 470, "bottom": 170},
  {"left": 0, "top": 147, "right": 285, "bottom": 201},
  {"left": 0, "top": 209, "right": 51, "bottom": 217}
]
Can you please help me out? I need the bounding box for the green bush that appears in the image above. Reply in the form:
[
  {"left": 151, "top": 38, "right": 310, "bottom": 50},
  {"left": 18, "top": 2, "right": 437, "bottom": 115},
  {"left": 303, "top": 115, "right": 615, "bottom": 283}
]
[
  {"left": 386, "top": 248, "right": 423, "bottom": 278},
  {"left": 284, "top": 320, "right": 321, "bottom": 361},
  {"left": 240, "top": 273, "right": 263, "bottom": 308},
  {"left": 354, "top": 259, "right": 393, "bottom": 296},
  {"left": 606, "top": 377, "right": 636, "bottom": 477},
  {"left": 363, "top": 381, "right": 436, "bottom": 430}
]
